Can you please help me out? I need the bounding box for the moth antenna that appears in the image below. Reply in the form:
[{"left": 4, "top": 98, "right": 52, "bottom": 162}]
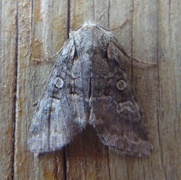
[
  {"left": 113, "top": 38, "right": 156, "bottom": 66},
  {"left": 110, "top": 19, "right": 130, "bottom": 31}
]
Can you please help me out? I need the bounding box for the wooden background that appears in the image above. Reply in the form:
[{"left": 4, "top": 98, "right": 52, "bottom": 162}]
[{"left": 0, "top": 0, "right": 181, "bottom": 179}]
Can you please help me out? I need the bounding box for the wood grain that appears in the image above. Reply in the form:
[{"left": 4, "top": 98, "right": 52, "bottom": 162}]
[
  {"left": 0, "top": 0, "right": 180, "bottom": 179},
  {"left": 0, "top": 0, "right": 17, "bottom": 179}
]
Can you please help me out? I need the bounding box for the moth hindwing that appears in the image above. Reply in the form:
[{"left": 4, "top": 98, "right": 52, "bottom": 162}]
[{"left": 28, "top": 22, "right": 153, "bottom": 157}]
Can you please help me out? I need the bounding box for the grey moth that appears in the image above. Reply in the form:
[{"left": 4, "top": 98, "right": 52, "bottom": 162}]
[{"left": 28, "top": 22, "right": 153, "bottom": 157}]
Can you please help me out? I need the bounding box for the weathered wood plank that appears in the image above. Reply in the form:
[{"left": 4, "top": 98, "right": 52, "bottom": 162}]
[
  {"left": 0, "top": 0, "right": 17, "bottom": 179},
  {"left": 70, "top": 0, "right": 94, "bottom": 29},
  {"left": 14, "top": 0, "right": 68, "bottom": 179},
  {"left": 107, "top": 2, "right": 136, "bottom": 180},
  {"left": 132, "top": 0, "right": 161, "bottom": 179},
  {"left": 67, "top": 1, "right": 111, "bottom": 179},
  {"left": 157, "top": 0, "right": 181, "bottom": 178}
]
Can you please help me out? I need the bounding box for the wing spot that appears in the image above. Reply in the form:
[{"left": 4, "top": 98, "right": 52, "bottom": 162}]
[
  {"left": 54, "top": 77, "right": 64, "bottom": 89},
  {"left": 116, "top": 80, "right": 127, "bottom": 91}
]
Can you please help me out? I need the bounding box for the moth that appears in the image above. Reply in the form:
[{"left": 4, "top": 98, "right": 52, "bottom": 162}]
[{"left": 28, "top": 22, "right": 153, "bottom": 157}]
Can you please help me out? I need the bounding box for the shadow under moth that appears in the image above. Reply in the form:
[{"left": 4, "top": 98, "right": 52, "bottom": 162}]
[{"left": 28, "top": 22, "right": 153, "bottom": 157}]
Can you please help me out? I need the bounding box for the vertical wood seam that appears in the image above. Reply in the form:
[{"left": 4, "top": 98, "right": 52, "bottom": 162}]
[
  {"left": 63, "top": 1, "right": 71, "bottom": 179},
  {"left": 12, "top": 0, "right": 19, "bottom": 179},
  {"left": 156, "top": 0, "right": 166, "bottom": 178},
  {"left": 130, "top": 0, "right": 134, "bottom": 83},
  {"left": 67, "top": 0, "right": 70, "bottom": 38}
]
